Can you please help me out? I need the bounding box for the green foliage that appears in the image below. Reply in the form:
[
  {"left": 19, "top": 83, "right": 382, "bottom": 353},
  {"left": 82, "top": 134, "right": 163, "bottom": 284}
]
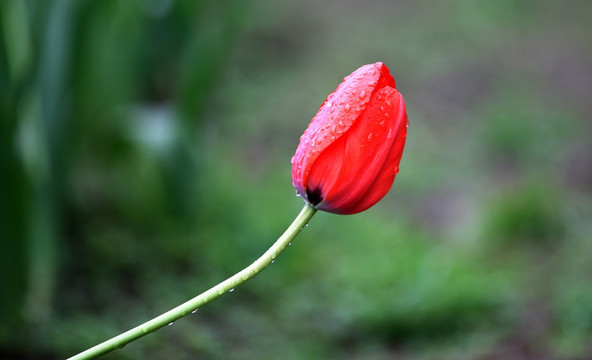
[{"left": 484, "top": 183, "right": 566, "bottom": 246}]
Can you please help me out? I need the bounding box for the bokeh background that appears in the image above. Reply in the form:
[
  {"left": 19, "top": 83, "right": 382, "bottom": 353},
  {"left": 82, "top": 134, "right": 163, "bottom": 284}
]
[{"left": 1, "top": 0, "right": 592, "bottom": 359}]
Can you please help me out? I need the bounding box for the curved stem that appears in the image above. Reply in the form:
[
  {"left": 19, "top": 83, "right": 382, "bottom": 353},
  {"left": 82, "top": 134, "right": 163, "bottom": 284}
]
[{"left": 69, "top": 204, "right": 317, "bottom": 360}]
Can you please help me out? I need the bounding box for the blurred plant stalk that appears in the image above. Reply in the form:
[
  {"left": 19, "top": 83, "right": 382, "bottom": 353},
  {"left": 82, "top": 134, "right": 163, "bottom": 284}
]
[{"left": 1, "top": 0, "right": 246, "bottom": 355}]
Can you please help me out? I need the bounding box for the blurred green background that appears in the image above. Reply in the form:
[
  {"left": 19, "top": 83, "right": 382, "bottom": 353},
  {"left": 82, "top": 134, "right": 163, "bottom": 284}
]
[{"left": 1, "top": 0, "right": 592, "bottom": 359}]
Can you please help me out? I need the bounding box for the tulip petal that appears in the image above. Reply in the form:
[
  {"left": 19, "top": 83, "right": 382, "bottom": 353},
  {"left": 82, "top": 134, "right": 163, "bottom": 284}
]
[
  {"left": 338, "top": 93, "right": 408, "bottom": 214},
  {"left": 292, "top": 62, "right": 407, "bottom": 214},
  {"left": 292, "top": 63, "right": 391, "bottom": 201},
  {"left": 318, "top": 87, "right": 406, "bottom": 214}
]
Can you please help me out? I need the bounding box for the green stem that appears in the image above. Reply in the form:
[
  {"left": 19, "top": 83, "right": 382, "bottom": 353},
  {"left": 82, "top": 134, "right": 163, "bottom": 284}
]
[{"left": 68, "top": 204, "right": 317, "bottom": 360}]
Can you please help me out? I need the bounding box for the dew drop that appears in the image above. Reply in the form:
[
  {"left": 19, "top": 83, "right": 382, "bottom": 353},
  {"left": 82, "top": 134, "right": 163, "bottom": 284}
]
[
  {"left": 271, "top": 260, "right": 275, "bottom": 263},
  {"left": 168, "top": 322, "right": 174, "bottom": 326},
  {"left": 344, "top": 103, "right": 351, "bottom": 112},
  {"left": 359, "top": 90, "right": 367, "bottom": 100},
  {"left": 384, "top": 112, "right": 389, "bottom": 118},
  {"left": 379, "top": 120, "right": 385, "bottom": 126},
  {"left": 192, "top": 309, "right": 199, "bottom": 314},
  {"left": 380, "top": 105, "right": 385, "bottom": 111},
  {"left": 386, "top": 100, "right": 392, "bottom": 107},
  {"left": 289, "top": 242, "right": 292, "bottom": 246},
  {"left": 229, "top": 288, "right": 234, "bottom": 293},
  {"left": 367, "top": 133, "right": 373, "bottom": 141},
  {"left": 387, "top": 129, "right": 393, "bottom": 139},
  {"left": 326, "top": 101, "right": 332, "bottom": 108}
]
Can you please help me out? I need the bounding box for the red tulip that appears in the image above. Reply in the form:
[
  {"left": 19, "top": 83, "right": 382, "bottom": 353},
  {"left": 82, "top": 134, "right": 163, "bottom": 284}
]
[{"left": 291, "top": 62, "right": 408, "bottom": 215}]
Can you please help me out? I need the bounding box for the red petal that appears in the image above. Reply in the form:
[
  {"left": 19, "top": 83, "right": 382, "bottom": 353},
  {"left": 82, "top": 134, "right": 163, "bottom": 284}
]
[
  {"left": 314, "top": 88, "right": 408, "bottom": 214},
  {"left": 291, "top": 63, "right": 391, "bottom": 203},
  {"left": 338, "top": 92, "right": 408, "bottom": 214}
]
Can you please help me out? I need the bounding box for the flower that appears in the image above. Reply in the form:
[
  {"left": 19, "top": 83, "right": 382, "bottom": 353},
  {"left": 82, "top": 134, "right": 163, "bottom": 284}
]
[{"left": 291, "top": 62, "right": 408, "bottom": 215}]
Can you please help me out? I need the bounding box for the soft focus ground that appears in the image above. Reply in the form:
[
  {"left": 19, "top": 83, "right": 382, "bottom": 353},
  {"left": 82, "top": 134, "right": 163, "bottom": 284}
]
[{"left": 1, "top": 1, "right": 592, "bottom": 359}]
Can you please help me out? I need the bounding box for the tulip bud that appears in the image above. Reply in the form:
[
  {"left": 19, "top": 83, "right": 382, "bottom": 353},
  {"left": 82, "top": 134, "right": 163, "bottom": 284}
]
[{"left": 291, "top": 62, "right": 408, "bottom": 214}]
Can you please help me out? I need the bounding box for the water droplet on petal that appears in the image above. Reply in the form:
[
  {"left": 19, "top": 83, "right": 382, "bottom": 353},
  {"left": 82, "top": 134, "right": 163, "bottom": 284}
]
[
  {"left": 344, "top": 103, "right": 351, "bottom": 112},
  {"left": 367, "top": 133, "right": 373, "bottom": 141},
  {"left": 387, "top": 129, "right": 393, "bottom": 139},
  {"left": 359, "top": 90, "right": 367, "bottom": 100}
]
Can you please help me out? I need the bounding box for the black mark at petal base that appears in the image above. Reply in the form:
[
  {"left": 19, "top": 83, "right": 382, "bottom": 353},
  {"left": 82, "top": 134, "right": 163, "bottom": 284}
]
[{"left": 306, "top": 187, "right": 323, "bottom": 206}]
